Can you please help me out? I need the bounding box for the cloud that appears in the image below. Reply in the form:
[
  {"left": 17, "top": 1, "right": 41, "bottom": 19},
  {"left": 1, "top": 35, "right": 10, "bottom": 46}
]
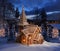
[
  {"left": 10, "top": 0, "right": 57, "bottom": 7},
  {"left": 10, "top": 0, "right": 60, "bottom": 11}
]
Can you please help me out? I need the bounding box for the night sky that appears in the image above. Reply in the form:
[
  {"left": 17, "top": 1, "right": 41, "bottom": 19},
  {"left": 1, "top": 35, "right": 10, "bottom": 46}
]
[{"left": 9, "top": 0, "right": 60, "bottom": 12}]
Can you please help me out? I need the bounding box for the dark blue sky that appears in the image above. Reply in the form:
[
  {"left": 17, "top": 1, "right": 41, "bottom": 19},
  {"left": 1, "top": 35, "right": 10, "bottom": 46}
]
[{"left": 9, "top": 0, "right": 60, "bottom": 12}]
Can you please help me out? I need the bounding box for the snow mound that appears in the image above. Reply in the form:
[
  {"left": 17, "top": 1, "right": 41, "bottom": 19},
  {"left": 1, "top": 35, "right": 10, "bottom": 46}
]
[
  {"left": 29, "top": 41, "right": 60, "bottom": 47},
  {"left": 0, "top": 41, "right": 60, "bottom": 51}
]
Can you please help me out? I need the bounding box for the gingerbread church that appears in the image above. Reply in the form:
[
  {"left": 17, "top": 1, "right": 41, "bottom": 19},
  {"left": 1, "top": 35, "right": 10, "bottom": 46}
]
[{"left": 16, "top": 6, "right": 44, "bottom": 45}]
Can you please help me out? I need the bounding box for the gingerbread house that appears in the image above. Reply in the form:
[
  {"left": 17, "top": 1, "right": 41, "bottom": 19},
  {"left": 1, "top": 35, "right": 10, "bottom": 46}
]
[{"left": 16, "top": 6, "right": 44, "bottom": 45}]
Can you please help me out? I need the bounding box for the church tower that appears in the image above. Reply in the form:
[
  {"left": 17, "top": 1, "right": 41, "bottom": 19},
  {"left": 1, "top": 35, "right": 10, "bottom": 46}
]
[
  {"left": 18, "top": 6, "right": 29, "bottom": 33},
  {"left": 18, "top": 6, "right": 29, "bottom": 26}
]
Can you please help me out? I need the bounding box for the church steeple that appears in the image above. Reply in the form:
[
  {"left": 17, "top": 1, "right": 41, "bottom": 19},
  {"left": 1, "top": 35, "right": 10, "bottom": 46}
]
[{"left": 18, "top": 6, "right": 29, "bottom": 26}]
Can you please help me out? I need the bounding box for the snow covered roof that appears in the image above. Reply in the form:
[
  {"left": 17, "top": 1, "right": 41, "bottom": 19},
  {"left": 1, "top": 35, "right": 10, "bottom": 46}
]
[{"left": 21, "top": 25, "right": 39, "bottom": 35}]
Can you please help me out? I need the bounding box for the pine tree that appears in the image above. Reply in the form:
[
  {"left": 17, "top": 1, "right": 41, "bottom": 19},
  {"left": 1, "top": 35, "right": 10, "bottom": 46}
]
[
  {"left": 15, "top": 8, "right": 20, "bottom": 18},
  {"left": 34, "top": 7, "right": 40, "bottom": 25},
  {"left": 40, "top": 8, "right": 47, "bottom": 41},
  {"left": 41, "top": 8, "right": 47, "bottom": 23}
]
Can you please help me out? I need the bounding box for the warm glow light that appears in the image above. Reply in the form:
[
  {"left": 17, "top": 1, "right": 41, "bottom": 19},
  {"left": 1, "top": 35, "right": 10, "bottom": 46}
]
[
  {"left": 52, "top": 28, "right": 59, "bottom": 38},
  {"left": 29, "top": 36, "right": 31, "bottom": 39},
  {"left": 23, "top": 39, "right": 25, "bottom": 42},
  {"left": 0, "top": 28, "right": 5, "bottom": 37}
]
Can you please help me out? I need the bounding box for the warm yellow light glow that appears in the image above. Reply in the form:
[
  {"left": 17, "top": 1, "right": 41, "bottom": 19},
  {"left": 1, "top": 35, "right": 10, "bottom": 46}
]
[
  {"left": 29, "top": 36, "right": 31, "bottom": 39},
  {"left": 23, "top": 39, "right": 25, "bottom": 42},
  {"left": 52, "top": 28, "right": 59, "bottom": 38},
  {"left": 0, "top": 28, "right": 5, "bottom": 37}
]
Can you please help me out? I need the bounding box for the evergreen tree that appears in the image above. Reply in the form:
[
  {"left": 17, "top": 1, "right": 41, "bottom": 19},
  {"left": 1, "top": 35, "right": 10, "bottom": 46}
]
[
  {"left": 15, "top": 8, "right": 20, "bottom": 18},
  {"left": 0, "top": 0, "right": 16, "bottom": 42},
  {"left": 40, "top": 8, "right": 47, "bottom": 41},
  {"left": 34, "top": 7, "right": 41, "bottom": 25},
  {"left": 41, "top": 8, "right": 47, "bottom": 23},
  {"left": 34, "top": 7, "right": 39, "bottom": 14},
  {"left": 7, "top": 2, "right": 15, "bottom": 12}
]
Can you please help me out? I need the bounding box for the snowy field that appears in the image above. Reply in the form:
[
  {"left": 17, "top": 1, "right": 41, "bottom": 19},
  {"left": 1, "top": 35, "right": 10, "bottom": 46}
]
[{"left": 0, "top": 41, "right": 60, "bottom": 51}]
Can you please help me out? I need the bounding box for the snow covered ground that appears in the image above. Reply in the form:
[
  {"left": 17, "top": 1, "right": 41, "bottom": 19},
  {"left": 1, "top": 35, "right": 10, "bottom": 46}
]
[{"left": 0, "top": 41, "right": 60, "bottom": 51}]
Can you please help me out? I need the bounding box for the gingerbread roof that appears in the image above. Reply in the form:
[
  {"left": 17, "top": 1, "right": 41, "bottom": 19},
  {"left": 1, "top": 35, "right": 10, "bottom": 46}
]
[{"left": 21, "top": 25, "right": 40, "bottom": 35}]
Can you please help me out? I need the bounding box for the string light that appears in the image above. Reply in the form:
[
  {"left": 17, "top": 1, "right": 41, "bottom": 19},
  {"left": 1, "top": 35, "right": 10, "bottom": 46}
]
[{"left": 23, "top": 39, "right": 25, "bottom": 42}]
